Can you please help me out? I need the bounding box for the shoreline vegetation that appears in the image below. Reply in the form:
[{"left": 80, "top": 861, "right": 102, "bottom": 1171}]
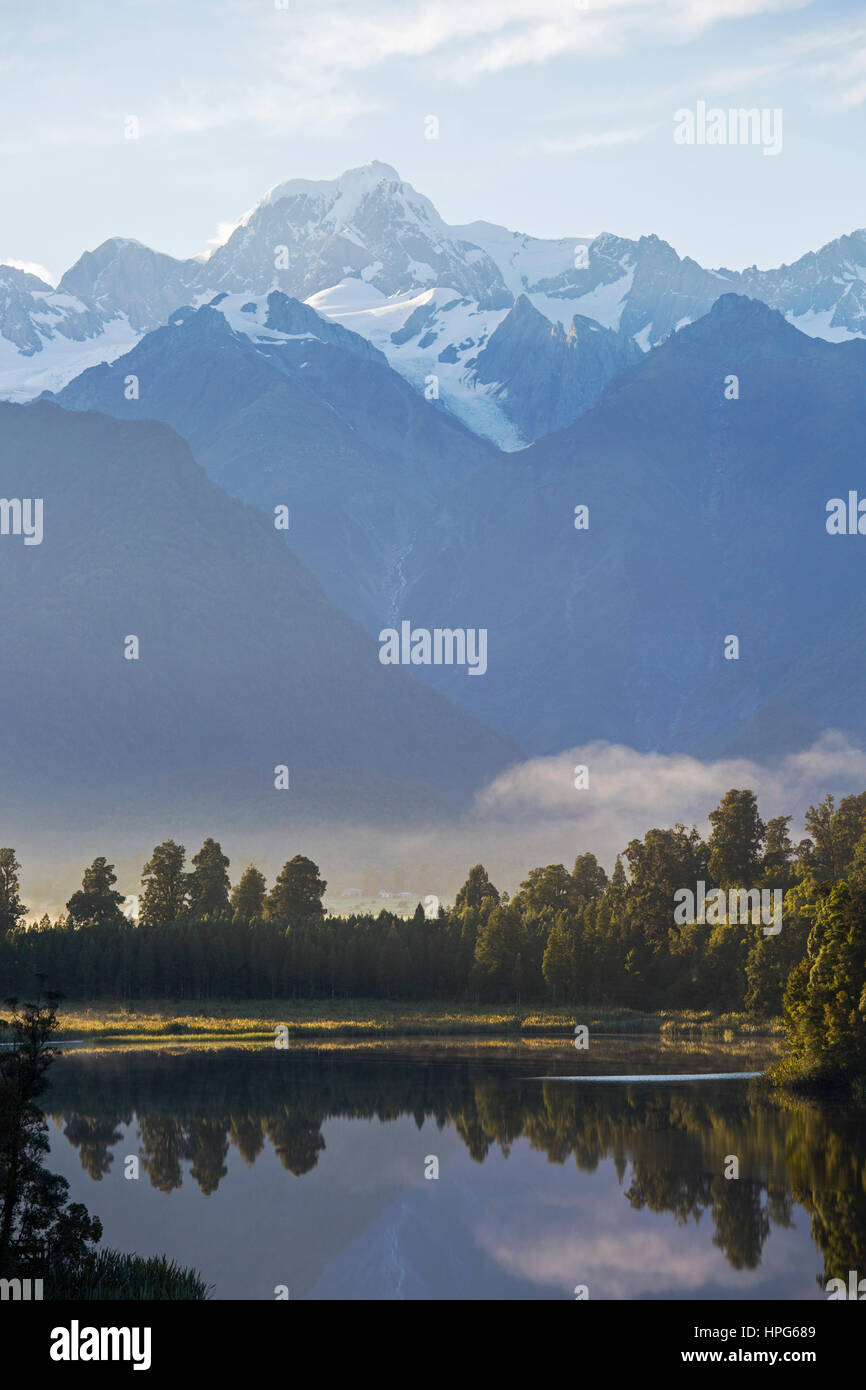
[
  {"left": 0, "top": 991, "right": 209, "bottom": 1299},
  {"left": 2, "top": 785, "right": 864, "bottom": 1092},
  {"left": 49, "top": 999, "right": 785, "bottom": 1045}
]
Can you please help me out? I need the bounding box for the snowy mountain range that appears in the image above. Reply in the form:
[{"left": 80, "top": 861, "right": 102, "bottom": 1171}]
[
  {"left": 5, "top": 160, "right": 866, "bottom": 446},
  {"left": 400, "top": 294, "right": 866, "bottom": 758},
  {"left": 47, "top": 290, "right": 866, "bottom": 766},
  {"left": 13, "top": 161, "right": 866, "bottom": 782}
]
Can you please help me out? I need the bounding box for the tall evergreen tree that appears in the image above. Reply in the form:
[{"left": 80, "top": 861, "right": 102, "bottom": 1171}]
[
  {"left": 455, "top": 864, "right": 500, "bottom": 913},
  {"left": 609, "top": 856, "right": 628, "bottom": 894},
  {"left": 542, "top": 917, "right": 575, "bottom": 1000},
  {"left": 0, "top": 850, "right": 27, "bottom": 940},
  {"left": 266, "top": 856, "right": 327, "bottom": 922},
  {"left": 188, "top": 839, "right": 231, "bottom": 919},
  {"left": 571, "top": 852, "right": 608, "bottom": 903},
  {"left": 707, "top": 790, "right": 764, "bottom": 887},
  {"left": 802, "top": 793, "right": 866, "bottom": 881},
  {"left": 624, "top": 825, "right": 705, "bottom": 943},
  {"left": 783, "top": 880, "right": 866, "bottom": 1074},
  {"left": 760, "top": 816, "right": 795, "bottom": 887},
  {"left": 139, "top": 841, "right": 188, "bottom": 926},
  {"left": 66, "top": 858, "right": 127, "bottom": 926},
  {"left": 832, "top": 793, "right": 866, "bottom": 872},
  {"left": 472, "top": 902, "right": 525, "bottom": 1000},
  {"left": 231, "top": 866, "right": 267, "bottom": 920},
  {"left": 515, "top": 864, "right": 573, "bottom": 915}
]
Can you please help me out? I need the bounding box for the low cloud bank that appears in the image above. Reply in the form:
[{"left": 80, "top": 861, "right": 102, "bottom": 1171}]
[{"left": 19, "top": 731, "right": 866, "bottom": 917}]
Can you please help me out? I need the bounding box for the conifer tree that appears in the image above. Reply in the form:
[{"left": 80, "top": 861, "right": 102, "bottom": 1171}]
[
  {"left": 66, "top": 858, "right": 127, "bottom": 926},
  {"left": 266, "top": 856, "right": 327, "bottom": 922},
  {"left": 188, "top": 839, "right": 231, "bottom": 919},
  {"left": 140, "top": 841, "right": 188, "bottom": 926},
  {"left": 231, "top": 866, "right": 267, "bottom": 920},
  {"left": 0, "top": 850, "right": 27, "bottom": 939}
]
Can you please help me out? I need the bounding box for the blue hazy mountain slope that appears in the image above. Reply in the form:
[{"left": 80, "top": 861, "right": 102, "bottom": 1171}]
[
  {"left": 399, "top": 295, "right": 866, "bottom": 758},
  {"left": 49, "top": 294, "right": 498, "bottom": 630},
  {"left": 0, "top": 400, "right": 519, "bottom": 833}
]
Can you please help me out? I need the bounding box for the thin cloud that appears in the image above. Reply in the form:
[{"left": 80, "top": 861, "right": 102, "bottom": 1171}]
[
  {"left": 700, "top": 19, "right": 866, "bottom": 109},
  {"left": 145, "top": 86, "right": 380, "bottom": 139},
  {"left": 18, "top": 731, "right": 866, "bottom": 916},
  {"left": 538, "top": 125, "right": 656, "bottom": 153},
  {"left": 271, "top": 0, "right": 807, "bottom": 82}
]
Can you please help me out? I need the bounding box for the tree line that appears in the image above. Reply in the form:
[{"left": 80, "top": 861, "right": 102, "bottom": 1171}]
[{"left": 1, "top": 788, "right": 864, "bottom": 1075}]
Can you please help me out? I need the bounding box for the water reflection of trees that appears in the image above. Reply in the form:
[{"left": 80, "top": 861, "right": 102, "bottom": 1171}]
[{"left": 46, "top": 1049, "right": 866, "bottom": 1280}]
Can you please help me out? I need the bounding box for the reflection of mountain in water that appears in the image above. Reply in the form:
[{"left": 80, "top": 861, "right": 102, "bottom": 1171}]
[
  {"left": 45, "top": 1045, "right": 866, "bottom": 1283},
  {"left": 308, "top": 1182, "right": 517, "bottom": 1300}
]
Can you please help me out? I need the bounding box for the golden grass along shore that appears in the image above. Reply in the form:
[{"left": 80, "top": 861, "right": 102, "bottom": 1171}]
[{"left": 46, "top": 999, "right": 784, "bottom": 1045}]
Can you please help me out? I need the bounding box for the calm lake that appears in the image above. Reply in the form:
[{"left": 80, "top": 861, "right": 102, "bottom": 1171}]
[{"left": 42, "top": 1037, "right": 865, "bottom": 1300}]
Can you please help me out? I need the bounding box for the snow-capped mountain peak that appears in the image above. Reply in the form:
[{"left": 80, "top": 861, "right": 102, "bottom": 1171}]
[
  {"left": 5, "top": 162, "right": 866, "bottom": 446},
  {"left": 254, "top": 160, "right": 405, "bottom": 222},
  {"left": 203, "top": 161, "right": 510, "bottom": 307}
]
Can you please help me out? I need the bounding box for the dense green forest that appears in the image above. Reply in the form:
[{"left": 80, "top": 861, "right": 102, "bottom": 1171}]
[{"left": 1, "top": 787, "right": 865, "bottom": 1079}]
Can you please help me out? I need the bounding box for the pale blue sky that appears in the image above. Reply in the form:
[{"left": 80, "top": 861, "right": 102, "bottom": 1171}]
[{"left": 3, "top": 0, "right": 866, "bottom": 282}]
